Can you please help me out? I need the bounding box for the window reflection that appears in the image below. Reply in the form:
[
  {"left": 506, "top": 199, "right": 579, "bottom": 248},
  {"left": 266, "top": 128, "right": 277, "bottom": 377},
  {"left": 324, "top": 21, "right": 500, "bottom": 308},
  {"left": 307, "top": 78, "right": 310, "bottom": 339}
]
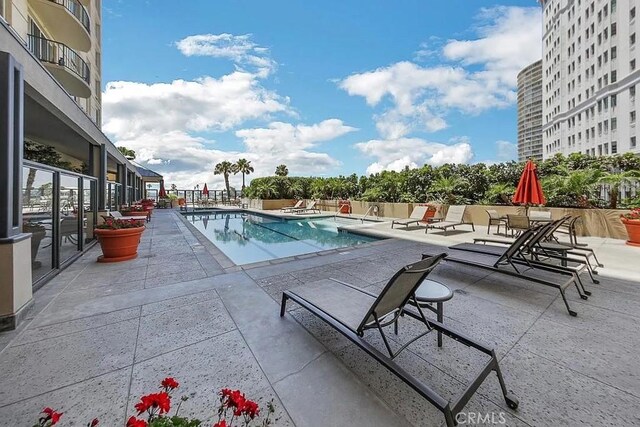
[
  {"left": 21, "top": 167, "right": 54, "bottom": 283},
  {"left": 59, "top": 174, "right": 80, "bottom": 263}
]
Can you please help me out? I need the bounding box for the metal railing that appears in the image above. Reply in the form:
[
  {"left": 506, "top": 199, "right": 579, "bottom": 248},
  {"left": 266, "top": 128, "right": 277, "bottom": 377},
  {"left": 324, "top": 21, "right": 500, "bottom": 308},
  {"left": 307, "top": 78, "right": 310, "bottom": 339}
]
[
  {"left": 49, "top": 0, "right": 90, "bottom": 35},
  {"left": 27, "top": 34, "right": 90, "bottom": 84}
]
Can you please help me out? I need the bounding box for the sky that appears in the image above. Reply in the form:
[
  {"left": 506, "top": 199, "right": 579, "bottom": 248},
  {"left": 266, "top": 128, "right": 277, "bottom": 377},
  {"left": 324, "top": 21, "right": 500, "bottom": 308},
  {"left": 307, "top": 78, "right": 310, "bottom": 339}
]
[{"left": 101, "top": 0, "right": 543, "bottom": 190}]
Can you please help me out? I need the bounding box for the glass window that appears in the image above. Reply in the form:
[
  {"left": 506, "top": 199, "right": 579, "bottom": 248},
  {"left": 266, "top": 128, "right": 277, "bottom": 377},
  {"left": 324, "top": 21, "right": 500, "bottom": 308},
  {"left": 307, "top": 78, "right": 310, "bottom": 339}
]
[
  {"left": 83, "top": 178, "right": 97, "bottom": 246},
  {"left": 22, "top": 167, "right": 54, "bottom": 283},
  {"left": 612, "top": 141, "right": 618, "bottom": 154},
  {"left": 59, "top": 174, "right": 80, "bottom": 263}
]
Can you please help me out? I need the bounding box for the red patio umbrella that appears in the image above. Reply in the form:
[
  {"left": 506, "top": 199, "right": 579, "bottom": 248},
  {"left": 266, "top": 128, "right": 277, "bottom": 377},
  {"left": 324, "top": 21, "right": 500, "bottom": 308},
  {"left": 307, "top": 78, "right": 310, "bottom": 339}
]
[
  {"left": 513, "top": 160, "right": 546, "bottom": 210},
  {"left": 158, "top": 181, "right": 167, "bottom": 198},
  {"left": 202, "top": 183, "right": 209, "bottom": 197}
]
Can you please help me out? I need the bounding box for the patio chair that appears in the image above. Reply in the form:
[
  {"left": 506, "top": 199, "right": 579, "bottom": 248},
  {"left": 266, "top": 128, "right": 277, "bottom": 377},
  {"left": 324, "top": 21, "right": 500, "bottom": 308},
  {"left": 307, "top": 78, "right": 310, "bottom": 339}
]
[
  {"left": 280, "top": 254, "right": 519, "bottom": 426},
  {"left": 505, "top": 214, "right": 530, "bottom": 237},
  {"left": 485, "top": 209, "right": 507, "bottom": 235},
  {"left": 281, "top": 200, "right": 303, "bottom": 213},
  {"left": 426, "top": 205, "right": 475, "bottom": 235},
  {"left": 391, "top": 206, "right": 430, "bottom": 228},
  {"left": 294, "top": 200, "right": 320, "bottom": 214},
  {"left": 423, "top": 227, "right": 586, "bottom": 316},
  {"left": 528, "top": 210, "right": 552, "bottom": 222}
]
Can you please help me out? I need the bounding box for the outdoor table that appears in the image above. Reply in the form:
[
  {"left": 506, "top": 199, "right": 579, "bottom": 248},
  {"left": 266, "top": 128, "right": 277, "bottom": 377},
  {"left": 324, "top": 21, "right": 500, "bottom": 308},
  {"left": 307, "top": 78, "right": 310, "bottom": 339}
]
[{"left": 404, "top": 278, "right": 454, "bottom": 347}]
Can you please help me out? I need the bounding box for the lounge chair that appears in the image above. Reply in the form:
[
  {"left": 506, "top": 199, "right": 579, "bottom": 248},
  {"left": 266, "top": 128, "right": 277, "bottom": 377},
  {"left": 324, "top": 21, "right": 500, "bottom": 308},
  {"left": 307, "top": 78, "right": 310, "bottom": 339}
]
[
  {"left": 280, "top": 254, "right": 519, "bottom": 426},
  {"left": 458, "top": 219, "right": 598, "bottom": 291},
  {"left": 281, "top": 200, "right": 303, "bottom": 213},
  {"left": 423, "top": 227, "right": 586, "bottom": 316},
  {"left": 108, "top": 211, "right": 147, "bottom": 222},
  {"left": 391, "top": 205, "right": 433, "bottom": 228},
  {"left": 293, "top": 200, "right": 320, "bottom": 214},
  {"left": 426, "top": 205, "right": 475, "bottom": 235}
]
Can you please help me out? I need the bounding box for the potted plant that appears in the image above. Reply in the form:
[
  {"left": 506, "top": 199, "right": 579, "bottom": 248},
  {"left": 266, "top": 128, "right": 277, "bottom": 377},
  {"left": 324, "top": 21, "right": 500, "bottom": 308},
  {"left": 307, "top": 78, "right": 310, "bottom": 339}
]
[
  {"left": 94, "top": 218, "right": 145, "bottom": 262},
  {"left": 621, "top": 207, "right": 640, "bottom": 246}
]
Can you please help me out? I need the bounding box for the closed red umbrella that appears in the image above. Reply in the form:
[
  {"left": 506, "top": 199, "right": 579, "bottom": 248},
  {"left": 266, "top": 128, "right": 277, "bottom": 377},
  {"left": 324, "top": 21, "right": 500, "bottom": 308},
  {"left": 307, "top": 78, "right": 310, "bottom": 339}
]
[
  {"left": 158, "top": 181, "right": 167, "bottom": 198},
  {"left": 202, "top": 183, "right": 209, "bottom": 197},
  {"left": 513, "top": 160, "right": 546, "bottom": 208}
]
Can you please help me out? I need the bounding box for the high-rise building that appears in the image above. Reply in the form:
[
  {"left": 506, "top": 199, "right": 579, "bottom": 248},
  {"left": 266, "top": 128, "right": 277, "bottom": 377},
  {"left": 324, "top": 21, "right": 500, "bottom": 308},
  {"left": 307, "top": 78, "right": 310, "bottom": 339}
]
[
  {"left": 518, "top": 60, "right": 544, "bottom": 161},
  {"left": 0, "top": 1, "right": 162, "bottom": 331},
  {"left": 541, "top": 0, "right": 640, "bottom": 159}
]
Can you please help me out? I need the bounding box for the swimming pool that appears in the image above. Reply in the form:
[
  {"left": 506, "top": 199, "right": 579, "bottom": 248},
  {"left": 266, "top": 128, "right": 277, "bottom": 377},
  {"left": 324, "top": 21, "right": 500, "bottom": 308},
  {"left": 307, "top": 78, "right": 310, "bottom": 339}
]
[{"left": 184, "top": 211, "right": 380, "bottom": 265}]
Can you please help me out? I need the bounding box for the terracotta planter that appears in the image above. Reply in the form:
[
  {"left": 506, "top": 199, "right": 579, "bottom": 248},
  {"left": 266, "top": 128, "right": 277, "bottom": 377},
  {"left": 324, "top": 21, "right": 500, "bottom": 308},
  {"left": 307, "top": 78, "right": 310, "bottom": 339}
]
[
  {"left": 94, "top": 226, "right": 145, "bottom": 262},
  {"left": 621, "top": 218, "right": 640, "bottom": 247}
]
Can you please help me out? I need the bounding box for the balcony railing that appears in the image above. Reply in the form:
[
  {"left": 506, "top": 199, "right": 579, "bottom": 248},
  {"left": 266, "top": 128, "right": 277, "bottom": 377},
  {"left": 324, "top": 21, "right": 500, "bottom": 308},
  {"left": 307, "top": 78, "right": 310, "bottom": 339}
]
[
  {"left": 27, "top": 34, "right": 90, "bottom": 84},
  {"left": 49, "top": 0, "right": 90, "bottom": 35}
]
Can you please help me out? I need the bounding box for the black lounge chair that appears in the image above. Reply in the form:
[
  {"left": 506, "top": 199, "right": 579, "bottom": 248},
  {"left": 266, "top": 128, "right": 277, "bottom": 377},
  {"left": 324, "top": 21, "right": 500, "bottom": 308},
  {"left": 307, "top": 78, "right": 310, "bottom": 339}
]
[
  {"left": 423, "top": 227, "right": 586, "bottom": 316},
  {"left": 280, "top": 254, "right": 519, "bottom": 426}
]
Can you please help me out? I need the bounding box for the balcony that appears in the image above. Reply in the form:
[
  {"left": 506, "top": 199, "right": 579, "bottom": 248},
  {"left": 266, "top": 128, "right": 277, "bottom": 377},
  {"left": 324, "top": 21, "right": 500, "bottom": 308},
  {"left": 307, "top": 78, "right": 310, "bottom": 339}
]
[
  {"left": 28, "top": 0, "right": 91, "bottom": 51},
  {"left": 28, "top": 35, "right": 91, "bottom": 98}
]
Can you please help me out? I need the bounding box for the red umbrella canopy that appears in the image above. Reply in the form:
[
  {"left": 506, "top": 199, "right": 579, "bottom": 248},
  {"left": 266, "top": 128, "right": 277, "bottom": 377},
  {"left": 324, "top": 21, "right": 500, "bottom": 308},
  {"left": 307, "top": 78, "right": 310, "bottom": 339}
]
[
  {"left": 158, "top": 181, "right": 167, "bottom": 198},
  {"left": 513, "top": 160, "right": 546, "bottom": 205},
  {"left": 202, "top": 183, "right": 209, "bottom": 196}
]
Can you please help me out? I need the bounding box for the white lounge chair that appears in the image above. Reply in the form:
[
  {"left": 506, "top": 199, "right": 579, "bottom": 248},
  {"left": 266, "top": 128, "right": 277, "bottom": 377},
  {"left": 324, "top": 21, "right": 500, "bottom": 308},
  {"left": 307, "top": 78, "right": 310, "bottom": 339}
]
[
  {"left": 108, "top": 211, "right": 147, "bottom": 222},
  {"left": 426, "top": 205, "right": 475, "bottom": 235},
  {"left": 281, "top": 200, "right": 304, "bottom": 213},
  {"left": 294, "top": 200, "right": 320, "bottom": 214},
  {"left": 391, "top": 206, "right": 432, "bottom": 228}
]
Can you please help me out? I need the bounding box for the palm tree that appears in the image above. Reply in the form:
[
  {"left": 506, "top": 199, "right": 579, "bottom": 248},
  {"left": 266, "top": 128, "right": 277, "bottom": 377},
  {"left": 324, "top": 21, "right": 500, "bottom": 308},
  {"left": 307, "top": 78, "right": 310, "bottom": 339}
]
[
  {"left": 430, "top": 176, "right": 468, "bottom": 205},
  {"left": 275, "top": 164, "right": 289, "bottom": 177},
  {"left": 214, "top": 161, "right": 234, "bottom": 196},
  {"left": 599, "top": 170, "right": 640, "bottom": 209},
  {"left": 233, "top": 159, "right": 254, "bottom": 191},
  {"left": 117, "top": 146, "right": 136, "bottom": 159}
]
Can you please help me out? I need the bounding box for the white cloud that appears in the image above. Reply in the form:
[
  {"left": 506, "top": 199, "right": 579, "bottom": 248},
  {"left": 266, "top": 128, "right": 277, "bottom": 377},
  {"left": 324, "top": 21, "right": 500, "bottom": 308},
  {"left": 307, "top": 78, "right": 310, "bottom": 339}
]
[
  {"left": 355, "top": 138, "right": 474, "bottom": 175},
  {"left": 495, "top": 140, "right": 517, "bottom": 161},
  {"left": 102, "top": 72, "right": 290, "bottom": 140},
  {"left": 339, "top": 6, "right": 541, "bottom": 138},
  {"left": 175, "top": 33, "right": 276, "bottom": 76}
]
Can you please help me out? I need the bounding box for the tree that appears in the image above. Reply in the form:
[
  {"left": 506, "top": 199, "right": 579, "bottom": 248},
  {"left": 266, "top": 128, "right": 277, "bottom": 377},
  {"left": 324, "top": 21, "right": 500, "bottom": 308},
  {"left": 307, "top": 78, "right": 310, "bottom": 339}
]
[
  {"left": 214, "top": 161, "right": 234, "bottom": 196},
  {"left": 23, "top": 141, "right": 76, "bottom": 205},
  {"left": 117, "top": 146, "right": 136, "bottom": 159},
  {"left": 599, "top": 170, "right": 640, "bottom": 209},
  {"left": 275, "top": 164, "right": 289, "bottom": 176},
  {"left": 233, "top": 158, "right": 254, "bottom": 191}
]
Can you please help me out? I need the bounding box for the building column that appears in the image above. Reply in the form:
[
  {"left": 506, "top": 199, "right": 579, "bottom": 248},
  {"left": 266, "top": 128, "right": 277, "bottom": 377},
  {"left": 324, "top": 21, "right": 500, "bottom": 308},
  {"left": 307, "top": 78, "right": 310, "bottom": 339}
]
[
  {"left": 119, "top": 164, "right": 127, "bottom": 206},
  {"left": 0, "top": 52, "right": 33, "bottom": 331}
]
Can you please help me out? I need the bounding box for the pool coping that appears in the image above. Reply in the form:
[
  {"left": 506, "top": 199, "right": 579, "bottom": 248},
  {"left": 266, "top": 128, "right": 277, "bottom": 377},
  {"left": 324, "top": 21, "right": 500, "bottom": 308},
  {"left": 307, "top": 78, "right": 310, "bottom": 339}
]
[{"left": 175, "top": 209, "right": 391, "bottom": 272}]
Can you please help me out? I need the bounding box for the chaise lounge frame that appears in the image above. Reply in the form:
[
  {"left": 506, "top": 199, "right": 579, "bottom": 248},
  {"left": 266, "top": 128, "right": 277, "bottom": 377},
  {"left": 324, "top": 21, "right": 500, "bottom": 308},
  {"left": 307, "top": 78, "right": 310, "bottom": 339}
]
[{"left": 280, "top": 254, "right": 519, "bottom": 426}]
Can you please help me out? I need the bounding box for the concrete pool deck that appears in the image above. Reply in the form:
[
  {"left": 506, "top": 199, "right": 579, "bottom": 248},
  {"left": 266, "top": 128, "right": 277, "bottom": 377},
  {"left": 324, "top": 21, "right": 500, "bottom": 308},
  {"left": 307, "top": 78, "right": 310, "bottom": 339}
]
[{"left": 0, "top": 209, "right": 639, "bottom": 426}]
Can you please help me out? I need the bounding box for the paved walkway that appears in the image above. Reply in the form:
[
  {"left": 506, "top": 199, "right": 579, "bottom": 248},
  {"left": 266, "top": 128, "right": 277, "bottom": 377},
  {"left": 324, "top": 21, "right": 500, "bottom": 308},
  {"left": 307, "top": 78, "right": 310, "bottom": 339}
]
[{"left": 0, "top": 209, "right": 639, "bottom": 426}]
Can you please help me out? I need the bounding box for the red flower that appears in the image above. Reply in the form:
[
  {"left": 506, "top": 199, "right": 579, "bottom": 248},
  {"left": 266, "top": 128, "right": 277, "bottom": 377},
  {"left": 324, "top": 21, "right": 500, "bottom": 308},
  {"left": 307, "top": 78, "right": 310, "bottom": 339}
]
[
  {"left": 213, "top": 421, "right": 227, "bottom": 427},
  {"left": 243, "top": 400, "right": 260, "bottom": 419},
  {"left": 134, "top": 392, "right": 171, "bottom": 415},
  {"left": 88, "top": 419, "right": 99, "bottom": 427},
  {"left": 42, "top": 407, "right": 63, "bottom": 425},
  {"left": 161, "top": 377, "right": 179, "bottom": 390},
  {"left": 126, "top": 417, "right": 148, "bottom": 427}
]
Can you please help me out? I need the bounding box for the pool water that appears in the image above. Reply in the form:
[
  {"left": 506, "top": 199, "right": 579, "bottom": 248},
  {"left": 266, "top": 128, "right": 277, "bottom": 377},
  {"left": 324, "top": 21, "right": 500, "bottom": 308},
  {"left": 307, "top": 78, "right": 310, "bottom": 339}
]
[{"left": 184, "top": 211, "right": 379, "bottom": 265}]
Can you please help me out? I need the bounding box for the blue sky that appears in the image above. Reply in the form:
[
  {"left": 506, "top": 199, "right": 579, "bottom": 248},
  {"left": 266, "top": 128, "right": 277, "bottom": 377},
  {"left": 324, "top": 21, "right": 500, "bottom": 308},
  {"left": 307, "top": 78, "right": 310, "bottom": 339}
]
[{"left": 102, "top": 0, "right": 542, "bottom": 189}]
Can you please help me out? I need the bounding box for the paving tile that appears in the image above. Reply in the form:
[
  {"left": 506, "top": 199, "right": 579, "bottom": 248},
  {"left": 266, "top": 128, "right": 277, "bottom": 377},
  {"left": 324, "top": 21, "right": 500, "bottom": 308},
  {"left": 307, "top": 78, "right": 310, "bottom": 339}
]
[
  {"left": 135, "top": 297, "right": 236, "bottom": 361},
  {"left": 12, "top": 307, "right": 140, "bottom": 346},
  {"left": 129, "top": 331, "right": 273, "bottom": 421},
  {"left": 144, "top": 269, "right": 207, "bottom": 289},
  {"left": 0, "top": 368, "right": 130, "bottom": 426},
  {"left": 273, "top": 352, "right": 411, "bottom": 427},
  {"left": 71, "top": 268, "right": 147, "bottom": 288},
  {"left": 216, "top": 280, "right": 327, "bottom": 383},
  {"left": 516, "top": 318, "right": 640, "bottom": 397},
  {"left": 141, "top": 289, "right": 220, "bottom": 316},
  {"left": 479, "top": 345, "right": 640, "bottom": 426},
  {"left": 0, "top": 319, "right": 138, "bottom": 406}
]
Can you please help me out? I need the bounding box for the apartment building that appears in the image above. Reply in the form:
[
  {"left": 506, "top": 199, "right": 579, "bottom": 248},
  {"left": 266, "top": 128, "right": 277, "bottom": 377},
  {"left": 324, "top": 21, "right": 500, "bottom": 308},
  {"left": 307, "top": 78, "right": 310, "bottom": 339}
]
[
  {"left": 541, "top": 0, "right": 640, "bottom": 159},
  {"left": 518, "top": 60, "right": 544, "bottom": 161},
  {"left": 0, "top": 0, "right": 161, "bottom": 331}
]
